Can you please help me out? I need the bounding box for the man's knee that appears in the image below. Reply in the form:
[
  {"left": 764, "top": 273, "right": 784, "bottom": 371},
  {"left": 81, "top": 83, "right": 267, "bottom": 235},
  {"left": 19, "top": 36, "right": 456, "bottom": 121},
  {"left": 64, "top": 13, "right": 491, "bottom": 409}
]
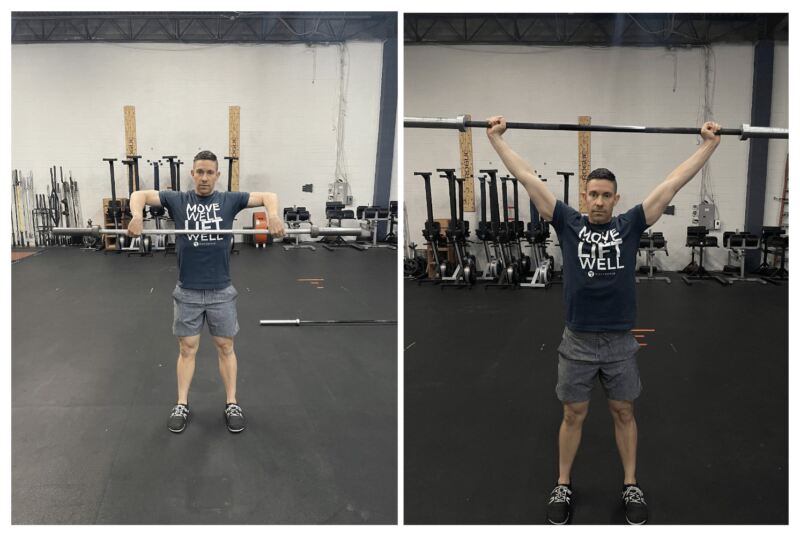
[
  {"left": 562, "top": 401, "right": 589, "bottom": 427},
  {"left": 214, "top": 337, "right": 235, "bottom": 358},
  {"left": 608, "top": 400, "right": 635, "bottom": 425},
  {"left": 178, "top": 337, "right": 199, "bottom": 359}
]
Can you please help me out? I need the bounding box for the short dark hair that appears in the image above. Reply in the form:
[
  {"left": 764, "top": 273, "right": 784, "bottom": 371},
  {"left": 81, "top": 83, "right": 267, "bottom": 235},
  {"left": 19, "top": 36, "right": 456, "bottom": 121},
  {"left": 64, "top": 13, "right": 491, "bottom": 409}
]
[
  {"left": 193, "top": 150, "right": 218, "bottom": 168},
  {"left": 587, "top": 167, "right": 616, "bottom": 181},
  {"left": 586, "top": 167, "right": 617, "bottom": 192}
]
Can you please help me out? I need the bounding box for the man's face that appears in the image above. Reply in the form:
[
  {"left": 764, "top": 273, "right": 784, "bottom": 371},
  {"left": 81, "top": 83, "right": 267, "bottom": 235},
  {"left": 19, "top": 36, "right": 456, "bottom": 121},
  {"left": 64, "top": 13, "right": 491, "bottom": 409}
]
[
  {"left": 191, "top": 159, "right": 220, "bottom": 196},
  {"left": 584, "top": 179, "right": 620, "bottom": 224}
]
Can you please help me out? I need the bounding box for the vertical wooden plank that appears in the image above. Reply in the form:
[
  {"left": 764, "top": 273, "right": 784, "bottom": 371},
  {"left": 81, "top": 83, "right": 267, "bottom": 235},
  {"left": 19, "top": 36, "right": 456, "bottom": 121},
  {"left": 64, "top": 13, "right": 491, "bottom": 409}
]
[
  {"left": 577, "top": 115, "right": 591, "bottom": 213},
  {"left": 458, "top": 114, "right": 476, "bottom": 212},
  {"left": 228, "top": 106, "right": 240, "bottom": 192},
  {"left": 123, "top": 105, "right": 137, "bottom": 157},
  {"left": 778, "top": 153, "right": 788, "bottom": 229}
]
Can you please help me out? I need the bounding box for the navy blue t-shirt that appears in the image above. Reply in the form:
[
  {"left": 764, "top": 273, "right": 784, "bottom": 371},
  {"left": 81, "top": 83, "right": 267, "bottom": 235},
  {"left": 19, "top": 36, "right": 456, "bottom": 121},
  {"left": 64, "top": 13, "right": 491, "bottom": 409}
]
[
  {"left": 159, "top": 190, "right": 250, "bottom": 289},
  {"left": 551, "top": 200, "right": 649, "bottom": 332}
]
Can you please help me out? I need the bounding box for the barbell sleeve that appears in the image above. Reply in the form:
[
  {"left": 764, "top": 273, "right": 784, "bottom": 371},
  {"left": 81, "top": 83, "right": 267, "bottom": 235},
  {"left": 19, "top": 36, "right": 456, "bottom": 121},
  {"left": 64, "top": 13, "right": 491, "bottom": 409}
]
[
  {"left": 740, "top": 124, "right": 789, "bottom": 140},
  {"left": 404, "top": 115, "right": 469, "bottom": 131},
  {"left": 404, "top": 115, "right": 789, "bottom": 139}
]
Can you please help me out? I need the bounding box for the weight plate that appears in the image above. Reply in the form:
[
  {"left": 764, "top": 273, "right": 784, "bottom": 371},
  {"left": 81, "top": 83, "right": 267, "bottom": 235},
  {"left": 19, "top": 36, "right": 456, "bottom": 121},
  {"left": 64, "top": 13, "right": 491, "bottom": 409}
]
[{"left": 507, "top": 266, "right": 517, "bottom": 284}]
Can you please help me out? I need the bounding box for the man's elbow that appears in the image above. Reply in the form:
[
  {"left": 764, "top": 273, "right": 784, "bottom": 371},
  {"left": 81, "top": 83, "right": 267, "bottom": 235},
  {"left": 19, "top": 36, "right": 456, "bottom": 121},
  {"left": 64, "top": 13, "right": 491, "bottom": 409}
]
[{"left": 644, "top": 206, "right": 663, "bottom": 227}]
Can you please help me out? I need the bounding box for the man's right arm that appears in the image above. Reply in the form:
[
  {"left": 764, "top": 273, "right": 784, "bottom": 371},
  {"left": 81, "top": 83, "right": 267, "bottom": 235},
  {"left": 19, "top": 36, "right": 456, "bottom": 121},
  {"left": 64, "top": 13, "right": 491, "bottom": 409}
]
[
  {"left": 486, "top": 115, "right": 557, "bottom": 221},
  {"left": 127, "top": 190, "right": 163, "bottom": 236}
]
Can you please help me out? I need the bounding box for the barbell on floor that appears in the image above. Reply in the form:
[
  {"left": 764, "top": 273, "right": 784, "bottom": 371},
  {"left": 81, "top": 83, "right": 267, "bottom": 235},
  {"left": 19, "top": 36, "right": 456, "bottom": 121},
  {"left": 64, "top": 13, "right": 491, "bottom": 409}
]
[
  {"left": 259, "top": 319, "right": 397, "bottom": 326},
  {"left": 52, "top": 225, "right": 373, "bottom": 240},
  {"left": 404, "top": 115, "right": 789, "bottom": 140}
]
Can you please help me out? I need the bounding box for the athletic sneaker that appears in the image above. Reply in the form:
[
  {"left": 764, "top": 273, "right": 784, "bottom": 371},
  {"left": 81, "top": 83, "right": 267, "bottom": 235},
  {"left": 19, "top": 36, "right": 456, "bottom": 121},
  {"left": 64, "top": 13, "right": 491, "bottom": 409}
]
[
  {"left": 224, "top": 403, "right": 246, "bottom": 433},
  {"left": 622, "top": 484, "right": 648, "bottom": 524},
  {"left": 546, "top": 484, "right": 573, "bottom": 524},
  {"left": 167, "top": 404, "right": 190, "bottom": 433}
]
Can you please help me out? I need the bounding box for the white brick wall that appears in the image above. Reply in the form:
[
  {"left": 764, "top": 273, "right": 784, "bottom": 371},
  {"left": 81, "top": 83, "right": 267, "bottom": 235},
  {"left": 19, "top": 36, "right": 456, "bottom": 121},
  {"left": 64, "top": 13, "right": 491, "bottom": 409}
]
[
  {"left": 405, "top": 43, "right": 788, "bottom": 271},
  {"left": 12, "top": 41, "right": 392, "bottom": 231}
]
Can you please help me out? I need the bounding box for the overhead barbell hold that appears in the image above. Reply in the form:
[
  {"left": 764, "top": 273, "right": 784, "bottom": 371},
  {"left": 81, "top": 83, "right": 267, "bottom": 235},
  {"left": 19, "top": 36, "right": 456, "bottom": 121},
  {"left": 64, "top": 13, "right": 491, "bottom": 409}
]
[
  {"left": 259, "top": 319, "right": 398, "bottom": 326},
  {"left": 52, "top": 226, "right": 372, "bottom": 240},
  {"left": 404, "top": 115, "right": 789, "bottom": 140}
]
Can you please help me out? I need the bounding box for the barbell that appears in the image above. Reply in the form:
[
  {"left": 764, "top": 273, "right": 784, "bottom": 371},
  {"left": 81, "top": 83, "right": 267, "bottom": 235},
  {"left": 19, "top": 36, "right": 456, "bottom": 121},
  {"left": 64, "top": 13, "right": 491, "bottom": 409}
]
[
  {"left": 259, "top": 319, "right": 397, "bottom": 326},
  {"left": 52, "top": 225, "right": 372, "bottom": 240},
  {"left": 404, "top": 115, "right": 789, "bottom": 140}
]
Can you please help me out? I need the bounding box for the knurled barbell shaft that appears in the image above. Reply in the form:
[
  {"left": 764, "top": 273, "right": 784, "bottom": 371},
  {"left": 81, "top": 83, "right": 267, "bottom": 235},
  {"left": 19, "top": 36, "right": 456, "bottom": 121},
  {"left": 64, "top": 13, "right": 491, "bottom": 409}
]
[
  {"left": 52, "top": 226, "right": 371, "bottom": 239},
  {"left": 404, "top": 115, "right": 788, "bottom": 140}
]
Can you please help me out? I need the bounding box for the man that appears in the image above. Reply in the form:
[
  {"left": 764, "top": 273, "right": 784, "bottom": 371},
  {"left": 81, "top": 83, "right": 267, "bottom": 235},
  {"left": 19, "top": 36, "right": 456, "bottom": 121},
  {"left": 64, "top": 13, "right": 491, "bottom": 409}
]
[
  {"left": 486, "top": 116, "right": 721, "bottom": 524},
  {"left": 127, "top": 150, "right": 284, "bottom": 434}
]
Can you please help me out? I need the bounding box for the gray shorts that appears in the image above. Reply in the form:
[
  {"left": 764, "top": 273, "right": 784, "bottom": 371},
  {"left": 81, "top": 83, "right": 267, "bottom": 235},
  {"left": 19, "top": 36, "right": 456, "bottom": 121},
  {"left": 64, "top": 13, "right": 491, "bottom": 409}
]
[
  {"left": 172, "top": 284, "right": 239, "bottom": 338},
  {"left": 555, "top": 326, "right": 642, "bottom": 403}
]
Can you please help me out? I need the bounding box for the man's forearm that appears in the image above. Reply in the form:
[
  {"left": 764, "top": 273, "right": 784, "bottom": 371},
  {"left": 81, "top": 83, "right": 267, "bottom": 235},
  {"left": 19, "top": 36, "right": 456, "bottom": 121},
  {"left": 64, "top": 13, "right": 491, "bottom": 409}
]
[
  {"left": 488, "top": 134, "right": 536, "bottom": 181},
  {"left": 487, "top": 132, "right": 556, "bottom": 219},
  {"left": 129, "top": 191, "right": 147, "bottom": 218},
  {"left": 643, "top": 138, "right": 720, "bottom": 224},
  {"left": 262, "top": 193, "right": 279, "bottom": 220},
  {"left": 664, "top": 140, "right": 719, "bottom": 193}
]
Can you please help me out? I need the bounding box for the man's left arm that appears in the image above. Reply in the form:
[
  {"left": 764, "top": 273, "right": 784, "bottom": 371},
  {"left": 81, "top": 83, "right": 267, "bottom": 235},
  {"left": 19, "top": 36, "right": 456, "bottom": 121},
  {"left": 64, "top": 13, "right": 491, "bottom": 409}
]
[
  {"left": 642, "top": 121, "right": 721, "bottom": 226},
  {"left": 247, "top": 192, "right": 285, "bottom": 237}
]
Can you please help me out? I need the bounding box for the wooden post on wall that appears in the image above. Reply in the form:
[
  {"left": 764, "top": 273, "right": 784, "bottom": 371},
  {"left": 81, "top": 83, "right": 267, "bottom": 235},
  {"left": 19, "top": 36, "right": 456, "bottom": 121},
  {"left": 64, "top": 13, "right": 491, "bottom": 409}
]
[
  {"left": 577, "top": 115, "right": 591, "bottom": 214},
  {"left": 123, "top": 105, "right": 137, "bottom": 157},
  {"left": 458, "top": 114, "right": 476, "bottom": 212},
  {"left": 228, "top": 106, "right": 240, "bottom": 192}
]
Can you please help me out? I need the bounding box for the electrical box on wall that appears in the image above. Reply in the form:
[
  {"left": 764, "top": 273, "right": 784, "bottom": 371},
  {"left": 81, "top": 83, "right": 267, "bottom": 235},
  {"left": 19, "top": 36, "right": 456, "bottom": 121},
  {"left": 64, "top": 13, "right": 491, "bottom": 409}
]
[
  {"left": 692, "top": 202, "right": 717, "bottom": 229},
  {"left": 328, "top": 180, "right": 353, "bottom": 205}
]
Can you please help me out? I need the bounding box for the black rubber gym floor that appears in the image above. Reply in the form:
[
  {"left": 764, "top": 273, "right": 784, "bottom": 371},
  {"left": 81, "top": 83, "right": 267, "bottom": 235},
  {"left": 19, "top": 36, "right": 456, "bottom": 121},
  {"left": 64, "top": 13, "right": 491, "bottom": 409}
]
[
  {"left": 12, "top": 246, "right": 397, "bottom": 524},
  {"left": 404, "top": 277, "right": 788, "bottom": 524}
]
